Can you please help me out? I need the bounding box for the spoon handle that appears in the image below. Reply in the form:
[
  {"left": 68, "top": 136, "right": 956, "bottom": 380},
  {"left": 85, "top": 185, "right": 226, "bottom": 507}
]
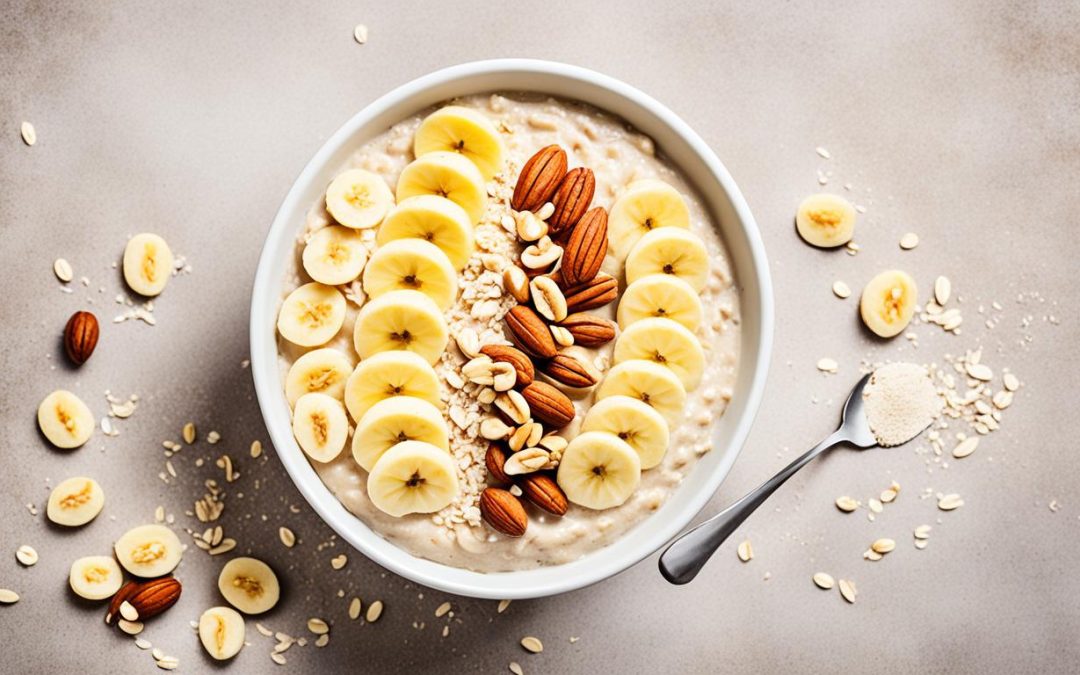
[{"left": 659, "top": 428, "right": 848, "bottom": 585}]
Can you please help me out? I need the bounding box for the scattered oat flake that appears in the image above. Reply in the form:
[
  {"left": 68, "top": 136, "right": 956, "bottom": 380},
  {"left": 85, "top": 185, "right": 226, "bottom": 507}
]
[
  {"left": 497, "top": 599, "right": 511, "bottom": 613},
  {"left": 1003, "top": 372, "right": 1020, "bottom": 392},
  {"left": 838, "top": 579, "right": 857, "bottom": 604},
  {"left": 308, "top": 617, "right": 329, "bottom": 635},
  {"left": 914, "top": 524, "right": 932, "bottom": 539},
  {"left": 182, "top": 423, "right": 196, "bottom": 444},
  {"left": 509, "top": 662, "right": 524, "bottom": 675},
  {"left": 353, "top": 23, "right": 368, "bottom": 43},
  {"left": 250, "top": 440, "right": 263, "bottom": 458},
  {"left": 737, "top": 539, "right": 753, "bottom": 562},
  {"left": 520, "top": 636, "right": 543, "bottom": 654},
  {"left": 331, "top": 554, "right": 347, "bottom": 570},
  {"left": 835, "top": 496, "right": 858, "bottom": 512},
  {"left": 871, "top": 538, "right": 895, "bottom": 554},
  {"left": 812, "top": 572, "right": 834, "bottom": 590},
  {"left": 366, "top": 600, "right": 383, "bottom": 622},
  {"left": 135, "top": 638, "right": 152, "bottom": 650},
  {"left": 53, "top": 258, "right": 73, "bottom": 282},
  {"left": 899, "top": 232, "right": 919, "bottom": 250},
  {"left": 315, "top": 634, "right": 330, "bottom": 647},
  {"left": 816, "top": 358, "right": 838, "bottom": 373},
  {"left": 435, "top": 601, "right": 452, "bottom": 618},
  {"left": 868, "top": 498, "right": 883, "bottom": 514},
  {"left": 348, "top": 597, "right": 361, "bottom": 620},
  {"left": 934, "top": 276, "right": 952, "bottom": 306},
  {"left": 938, "top": 493, "right": 964, "bottom": 511},
  {"left": 815, "top": 146, "right": 831, "bottom": 159},
  {"left": 15, "top": 545, "right": 38, "bottom": 566},
  {"left": 279, "top": 527, "right": 295, "bottom": 548},
  {"left": 832, "top": 280, "right": 851, "bottom": 299},
  {"left": 207, "top": 430, "right": 221, "bottom": 444},
  {"left": 271, "top": 653, "right": 287, "bottom": 666},
  {"left": 256, "top": 623, "right": 274, "bottom": 637},
  {"left": 0, "top": 589, "right": 18, "bottom": 604},
  {"left": 20, "top": 121, "right": 36, "bottom": 146},
  {"left": 952, "top": 436, "right": 979, "bottom": 459}
]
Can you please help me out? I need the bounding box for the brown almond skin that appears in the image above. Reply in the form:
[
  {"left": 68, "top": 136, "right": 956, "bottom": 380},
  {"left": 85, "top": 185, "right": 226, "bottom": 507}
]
[
  {"left": 512, "top": 145, "right": 567, "bottom": 212},
  {"left": 542, "top": 353, "right": 599, "bottom": 388},
  {"left": 64, "top": 311, "right": 100, "bottom": 365},
  {"left": 106, "top": 581, "right": 140, "bottom": 624},
  {"left": 521, "top": 382, "right": 575, "bottom": 428},
  {"left": 519, "top": 474, "right": 569, "bottom": 516},
  {"left": 127, "top": 577, "right": 182, "bottom": 620},
  {"left": 479, "top": 487, "right": 528, "bottom": 537},
  {"left": 560, "top": 207, "right": 608, "bottom": 286},
  {"left": 562, "top": 273, "right": 618, "bottom": 313},
  {"left": 480, "top": 344, "right": 534, "bottom": 387},
  {"left": 558, "top": 313, "right": 616, "bottom": 347},
  {"left": 548, "top": 167, "right": 595, "bottom": 235},
  {"left": 485, "top": 444, "right": 512, "bottom": 484},
  {"left": 504, "top": 305, "right": 557, "bottom": 360}
]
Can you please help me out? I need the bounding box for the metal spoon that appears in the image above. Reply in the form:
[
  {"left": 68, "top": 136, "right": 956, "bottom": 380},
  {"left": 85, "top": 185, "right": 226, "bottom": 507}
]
[{"left": 659, "top": 373, "right": 878, "bottom": 585}]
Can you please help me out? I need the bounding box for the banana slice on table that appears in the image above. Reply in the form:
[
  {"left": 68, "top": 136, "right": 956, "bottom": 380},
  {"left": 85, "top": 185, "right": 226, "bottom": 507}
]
[
  {"left": 352, "top": 289, "right": 448, "bottom": 365},
  {"left": 302, "top": 225, "right": 368, "bottom": 285},
  {"left": 414, "top": 106, "right": 506, "bottom": 180},
  {"left": 276, "top": 282, "right": 346, "bottom": 347},
  {"left": 69, "top": 555, "right": 123, "bottom": 600},
  {"left": 38, "top": 390, "right": 95, "bottom": 449},
  {"left": 617, "top": 273, "right": 704, "bottom": 331},
  {"left": 47, "top": 476, "right": 105, "bottom": 526},
  {"left": 199, "top": 606, "right": 246, "bottom": 660},
  {"left": 114, "top": 524, "right": 183, "bottom": 578},
  {"left": 366, "top": 440, "right": 460, "bottom": 517},
  {"left": 217, "top": 557, "right": 280, "bottom": 615},
  {"left": 362, "top": 238, "right": 458, "bottom": 310},
  {"left": 595, "top": 359, "right": 688, "bottom": 425},
  {"left": 608, "top": 179, "right": 690, "bottom": 261},
  {"left": 795, "top": 193, "right": 856, "bottom": 248},
  {"left": 343, "top": 350, "right": 441, "bottom": 421},
  {"left": 292, "top": 392, "right": 348, "bottom": 463},
  {"left": 396, "top": 151, "right": 487, "bottom": 224},
  {"left": 123, "top": 233, "right": 174, "bottom": 296},
  {"left": 377, "top": 195, "right": 474, "bottom": 270},
  {"left": 613, "top": 317, "right": 706, "bottom": 391},
  {"left": 325, "top": 168, "right": 395, "bottom": 229},
  {"left": 352, "top": 396, "right": 449, "bottom": 471},
  {"left": 557, "top": 431, "right": 642, "bottom": 510},
  {"left": 625, "top": 226, "right": 709, "bottom": 292},
  {"left": 580, "top": 395, "right": 670, "bottom": 470},
  {"left": 860, "top": 270, "right": 918, "bottom": 338},
  {"left": 284, "top": 347, "right": 354, "bottom": 407}
]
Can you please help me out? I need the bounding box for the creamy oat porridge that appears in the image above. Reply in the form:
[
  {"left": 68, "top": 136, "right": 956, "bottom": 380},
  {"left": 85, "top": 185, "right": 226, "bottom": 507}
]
[{"left": 276, "top": 93, "right": 740, "bottom": 572}]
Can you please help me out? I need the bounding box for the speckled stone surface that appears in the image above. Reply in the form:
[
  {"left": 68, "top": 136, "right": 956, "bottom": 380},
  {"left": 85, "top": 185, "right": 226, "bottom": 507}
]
[{"left": 1, "top": 2, "right": 1078, "bottom": 673}]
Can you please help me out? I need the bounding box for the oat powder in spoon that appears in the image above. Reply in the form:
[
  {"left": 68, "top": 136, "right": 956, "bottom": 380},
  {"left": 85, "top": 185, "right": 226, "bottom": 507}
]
[{"left": 861, "top": 363, "right": 944, "bottom": 446}]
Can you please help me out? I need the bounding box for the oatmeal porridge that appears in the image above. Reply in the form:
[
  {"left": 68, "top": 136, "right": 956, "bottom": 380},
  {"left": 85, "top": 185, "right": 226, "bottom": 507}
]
[{"left": 276, "top": 93, "right": 740, "bottom": 572}]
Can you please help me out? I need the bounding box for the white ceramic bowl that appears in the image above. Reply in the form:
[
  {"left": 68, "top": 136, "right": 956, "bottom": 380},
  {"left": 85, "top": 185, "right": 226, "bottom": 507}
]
[{"left": 250, "top": 59, "right": 773, "bottom": 599}]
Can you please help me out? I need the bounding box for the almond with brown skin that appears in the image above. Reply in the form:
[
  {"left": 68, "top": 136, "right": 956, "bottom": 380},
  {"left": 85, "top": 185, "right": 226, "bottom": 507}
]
[
  {"left": 504, "top": 305, "right": 557, "bottom": 360},
  {"left": 521, "top": 382, "right": 575, "bottom": 428},
  {"left": 560, "top": 206, "right": 608, "bottom": 286},
  {"left": 541, "top": 352, "right": 600, "bottom": 388},
  {"left": 105, "top": 581, "right": 140, "bottom": 624},
  {"left": 512, "top": 145, "right": 567, "bottom": 212},
  {"left": 125, "top": 577, "right": 182, "bottom": 621},
  {"left": 519, "top": 473, "right": 569, "bottom": 516},
  {"left": 562, "top": 273, "right": 618, "bottom": 313},
  {"left": 558, "top": 313, "right": 616, "bottom": 347},
  {"left": 64, "top": 311, "right": 99, "bottom": 365},
  {"left": 548, "top": 167, "right": 595, "bottom": 235},
  {"left": 485, "top": 444, "right": 512, "bottom": 483},
  {"left": 479, "top": 487, "right": 528, "bottom": 537},
  {"left": 480, "top": 344, "right": 534, "bottom": 387}
]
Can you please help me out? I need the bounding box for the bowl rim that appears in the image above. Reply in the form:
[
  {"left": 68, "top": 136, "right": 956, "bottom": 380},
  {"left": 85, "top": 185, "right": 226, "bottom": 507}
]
[{"left": 250, "top": 58, "right": 773, "bottom": 599}]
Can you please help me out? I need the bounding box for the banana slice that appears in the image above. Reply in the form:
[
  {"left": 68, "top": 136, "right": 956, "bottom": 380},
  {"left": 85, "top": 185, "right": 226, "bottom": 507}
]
[
  {"left": 123, "top": 233, "right": 174, "bottom": 296},
  {"left": 352, "top": 289, "right": 448, "bottom": 365},
  {"left": 617, "top": 274, "right": 703, "bottom": 331},
  {"left": 114, "top": 524, "right": 183, "bottom": 578},
  {"left": 396, "top": 151, "right": 487, "bottom": 224},
  {"left": 302, "top": 225, "right": 368, "bottom": 285},
  {"left": 362, "top": 238, "right": 458, "bottom": 310},
  {"left": 580, "top": 395, "right": 670, "bottom": 470},
  {"left": 217, "top": 557, "right": 280, "bottom": 615},
  {"left": 795, "top": 193, "right": 856, "bottom": 248},
  {"left": 377, "top": 195, "right": 474, "bottom": 270},
  {"left": 343, "top": 350, "right": 441, "bottom": 421},
  {"left": 608, "top": 179, "right": 690, "bottom": 261},
  {"left": 860, "top": 270, "right": 918, "bottom": 338},
  {"left": 352, "top": 396, "right": 449, "bottom": 471},
  {"left": 37, "top": 390, "right": 95, "bottom": 449},
  {"left": 625, "top": 227, "right": 709, "bottom": 292},
  {"left": 47, "top": 476, "right": 105, "bottom": 526},
  {"left": 595, "top": 359, "right": 687, "bottom": 425},
  {"left": 199, "top": 606, "right": 245, "bottom": 660},
  {"left": 276, "top": 282, "right": 346, "bottom": 347},
  {"left": 367, "top": 440, "right": 459, "bottom": 517},
  {"left": 284, "top": 347, "right": 354, "bottom": 407},
  {"left": 613, "top": 317, "right": 706, "bottom": 391},
  {"left": 414, "top": 106, "right": 506, "bottom": 180},
  {"left": 69, "top": 556, "right": 123, "bottom": 600},
  {"left": 292, "top": 392, "right": 348, "bottom": 463},
  {"left": 325, "top": 168, "right": 395, "bottom": 229},
  {"left": 557, "top": 431, "right": 641, "bottom": 510}
]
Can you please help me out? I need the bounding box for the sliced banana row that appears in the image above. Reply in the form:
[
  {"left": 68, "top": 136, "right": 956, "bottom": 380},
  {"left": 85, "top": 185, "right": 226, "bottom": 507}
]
[
  {"left": 366, "top": 440, "right": 459, "bottom": 517},
  {"left": 352, "top": 289, "right": 448, "bottom": 365},
  {"left": 608, "top": 179, "right": 691, "bottom": 261},
  {"left": 352, "top": 396, "right": 448, "bottom": 471},
  {"left": 277, "top": 282, "right": 347, "bottom": 347},
  {"left": 284, "top": 347, "right": 354, "bottom": 407},
  {"left": 343, "top": 350, "right": 441, "bottom": 421}
]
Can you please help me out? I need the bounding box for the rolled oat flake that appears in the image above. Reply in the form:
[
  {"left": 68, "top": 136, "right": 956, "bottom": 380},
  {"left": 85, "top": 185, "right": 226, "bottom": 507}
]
[{"left": 861, "top": 363, "right": 944, "bottom": 447}]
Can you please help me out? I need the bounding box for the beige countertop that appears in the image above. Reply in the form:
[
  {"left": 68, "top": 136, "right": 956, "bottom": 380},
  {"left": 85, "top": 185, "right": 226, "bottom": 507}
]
[{"left": 2, "top": 1, "right": 1078, "bottom": 673}]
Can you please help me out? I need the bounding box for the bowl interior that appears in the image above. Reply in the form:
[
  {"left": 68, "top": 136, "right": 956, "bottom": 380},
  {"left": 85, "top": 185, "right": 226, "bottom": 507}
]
[{"left": 250, "top": 59, "right": 773, "bottom": 599}]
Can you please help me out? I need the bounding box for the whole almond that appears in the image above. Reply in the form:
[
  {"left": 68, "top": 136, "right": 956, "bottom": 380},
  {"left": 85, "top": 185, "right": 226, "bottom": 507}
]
[
  {"left": 542, "top": 352, "right": 600, "bottom": 388},
  {"left": 107, "top": 578, "right": 181, "bottom": 624},
  {"left": 562, "top": 273, "right": 617, "bottom": 313},
  {"left": 519, "top": 474, "right": 569, "bottom": 516},
  {"left": 560, "top": 206, "right": 608, "bottom": 286},
  {"left": 504, "top": 306, "right": 557, "bottom": 360},
  {"left": 485, "top": 444, "right": 512, "bottom": 483},
  {"left": 479, "top": 487, "right": 528, "bottom": 537},
  {"left": 558, "top": 313, "right": 616, "bottom": 347},
  {"left": 64, "top": 311, "right": 100, "bottom": 365},
  {"left": 548, "top": 167, "right": 595, "bottom": 235},
  {"left": 480, "top": 344, "right": 534, "bottom": 387},
  {"left": 512, "top": 145, "right": 567, "bottom": 212},
  {"left": 521, "top": 382, "right": 575, "bottom": 428},
  {"left": 503, "top": 266, "right": 530, "bottom": 303}
]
